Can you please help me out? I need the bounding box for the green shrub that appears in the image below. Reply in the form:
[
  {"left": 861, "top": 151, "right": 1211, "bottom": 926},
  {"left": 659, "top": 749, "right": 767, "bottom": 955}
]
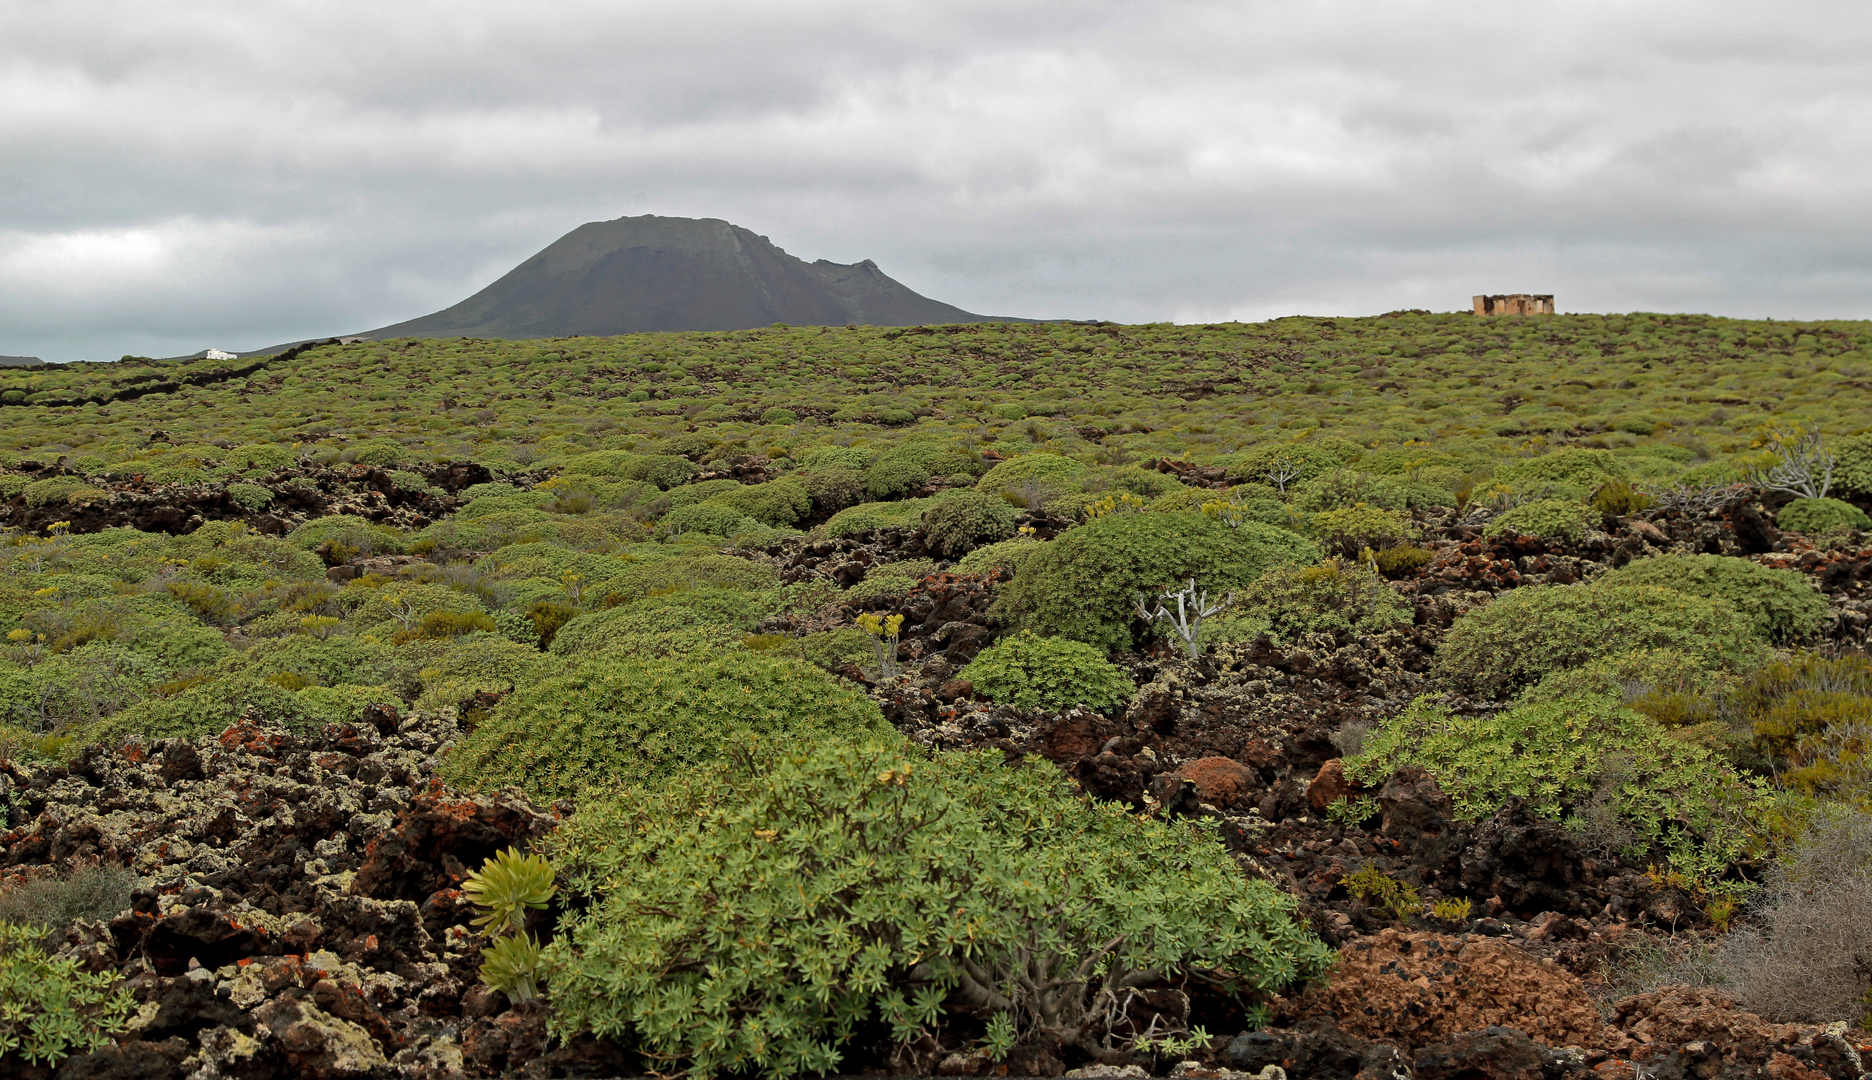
[
  {"left": 605, "top": 553, "right": 779, "bottom": 598},
  {"left": 997, "top": 512, "right": 1317, "bottom": 652},
  {"left": 822, "top": 498, "right": 932, "bottom": 537},
  {"left": 621, "top": 453, "right": 699, "bottom": 490},
  {"left": 1235, "top": 559, "right": 1412, "bottom": 644},
  {"left": 973, "top": 452, "right": 1087, "bottom": 503},
  {"left": 1080, "top": 465, "right": 1185, "bottom": 500},
  {"left": 225, "top": 482, "right": 273, "bottom": 510},
  {"left": 1832, "top": 434, "right": 1872, "bottom": 497},
  {"left": 865, "top": 442, "right": 971, "bottom": 501},
  {"left": 705, "top": 480, "right": 812, "bottom": 528},
  {"left": 441, "top": 651, "right": 889, "bottom": 801},
  {"left": 784, "top": 628, "right": 875, "bottom": 671},
  {"left": 288, "top": 514, "right": 406, "bottom": 558},
  {"left": 845, "top": 560, "right": 938, "bottom": 603},
  {"left": 0, "top": 920, "right": 135, "bottom": 1066},
  {"left": 346, "top": 438, "right": 409, "bottom": 467},
  {"left": 953, "top": 535, "right": 1044, "bottom": 575},
  {"left": 920, "top": 488, "right": 1019, "bottom": 558},
  {"left": 393, "top": 610, "right": 497, "bottom": 643},
  {"left": 659, "top": 501, "right": 756, "bottom": 538},
  {"left": 799, "top": 466, "right": 866, "bottom": 514},
  {"left": 1494, "top": 448, "right": 1620, "bottom": 489},
  {"left": 661, "top": 478, "right": 743, "bottom": 508},
  {"left": 1776, "top": 496, "right": 1871, "bottom": 536},
  {"left": 543, "top": 741, "right": 1330, "bottom": 1077},
  {"left": 99, "top": 675, "right": 392, "bottom": 741},
  {"left": 1307, "top": 504, "right": 1416, "bottom": 557},
  {"left": 1483, "top": 498, "right": 1592, "bottom": 542},
  {"left": 1434, "top": 581, "right": 1764, "bottom": 698},
  {"left": 799, "top": 445, "right": 872, "bottom": 472},
  {"left": 550, "top": 591, "right": 764, "bottom": 655},
  {"left": 958, "top": 631, "right": 1133, "bottom": 712},
  {"left": 760, "top": 407, "right": 798, "bottom": 424},
  {"left": 0, "top": 866, "right": 137, "bottom": 941},
  {"left": 22, "top": 478, "right": 105, "bottom": 508},
  {"left": 225, "top": 444, "right": 296, "bottom": 472},
  {"left": 1347, "top": 686, "right": 1770, "bottom": 888},
  {"left": 1291, "top": 469, "right": 1452, "bottom": 512},
  {"left": 1598, "top": 554, "right": 1829, "bottom": 644},
  {"left": 1216, "top": 442, "right": 1349, "bottom": 489}
]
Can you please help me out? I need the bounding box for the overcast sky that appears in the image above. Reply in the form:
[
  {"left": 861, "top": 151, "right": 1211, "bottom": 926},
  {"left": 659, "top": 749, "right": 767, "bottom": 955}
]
[{"left": 3, "top": 0, "right": 1870, "bottom": 361}]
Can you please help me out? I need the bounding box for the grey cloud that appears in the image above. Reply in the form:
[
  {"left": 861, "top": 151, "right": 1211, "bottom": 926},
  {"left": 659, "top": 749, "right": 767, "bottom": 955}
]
[{"left": 2, "top": 0, "right": 1870, "bottom": 360}]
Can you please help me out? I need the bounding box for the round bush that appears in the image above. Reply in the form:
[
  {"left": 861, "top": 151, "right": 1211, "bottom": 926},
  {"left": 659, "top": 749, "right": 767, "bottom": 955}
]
[
  {"left": 798, "top": 445, "right": 872, "bottom": 472},
  {"left": 705, "top": 480, "right": 812, "bottom": 528},
  {"left": 996, "top": 511, "right": 1318, "bottom": 652},
  {"left": 1236, "top": 559, "right": 1412, "bottom": 644},
  {"left": 799, "top": 466, "right": 866, "bottom": 514},
  {"left": 1216, "top": 442, "right": 1348, "bottom": 487},
  {"left": 1832, "top": 435, "right": 1872, "bottom": 497},
  {"left": 1348, "top": 686, "right": 1768, "bottom": 885},
  {"left": 550, "top": 591, "right": 765, "bottom": 655},
  {"left": 958, "top": 631, "right": 1133, "bottom": 713},
  {"left": 544, "top": 741, "right": 1330, "bottom": 1078},
  {"left": 1483, "top": 499, "right": 1592, "bottom": 542},
  {"left": 1598, "top": 554, "right": 1829, "bottom": 644},
  {"left": 760, "top": 407, "right": 798, "bottom": 424},
  {"left": 225, "top": 482, "right": 273, "bottom": 510},
  {"left": 864, "top": 442, "right": 970, "bottom": 501},
  {"left": 973, "top": 453, "right": 1087, "bottom": 501},
  {"left": 288, "top": 514, "right": 406, "bottom": 557},
  {"left": 920, "top": 488, "right": 1019, "bottom": 558},
  {"left": 345, "top": 438, "right": 409, "bottom": 468},
  {"left": 822, "top": 498, "right": 931, "bottom": 538},
  {"left": 1493, "top": 448, "right": 1620, "bottom": 490},
  {"left": 661, "top": 479, "right": 743, "bottom": 508},
  {"left": 1434, "top": 581, "right": 1765, "bottom": 698},
  {"left": 953, "top": 536, "right": 1044, "bottom": 576},
  {"left": 1777, "top": 497, "right": 1871, "bottom": 537},
  {"left": 441, "top": 651, "right": 890, "bottom": 801},
  {"left": 660, "top": 501, "right": 757, "bottom": 538},
  {"left": 1308, "top": 504, "right": 1416, "bottom": 557},
  {"left": 622, "top": 453, "right": 699, "bottom": 490}
]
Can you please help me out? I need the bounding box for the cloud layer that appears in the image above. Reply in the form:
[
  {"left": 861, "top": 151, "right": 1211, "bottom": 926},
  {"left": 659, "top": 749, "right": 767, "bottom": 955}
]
[{"left": 4, "top": 0, "right": 1869, "bottom": 360}]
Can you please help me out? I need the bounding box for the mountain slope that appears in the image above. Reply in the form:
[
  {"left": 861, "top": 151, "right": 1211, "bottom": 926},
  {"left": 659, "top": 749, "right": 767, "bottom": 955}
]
[{"left": 359, "top": 215, "right": 1011, "bottom": 339}]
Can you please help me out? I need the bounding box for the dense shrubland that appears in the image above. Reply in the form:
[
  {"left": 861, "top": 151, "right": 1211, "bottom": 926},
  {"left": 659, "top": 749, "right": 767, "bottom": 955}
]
[{"left": 5, "top": 312, "right": 1872, "bottom": 1072}]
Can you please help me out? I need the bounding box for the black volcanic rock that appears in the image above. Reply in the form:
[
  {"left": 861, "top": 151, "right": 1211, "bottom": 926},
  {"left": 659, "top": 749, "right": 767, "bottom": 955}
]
[{"left": 359, "top": 214, "right": 1011, "bottom": 338}]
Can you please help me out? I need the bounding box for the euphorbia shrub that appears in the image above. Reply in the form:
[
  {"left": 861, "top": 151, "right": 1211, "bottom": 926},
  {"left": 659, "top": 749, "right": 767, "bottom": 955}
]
[{"left": 545, "top": 740, "right": 1330, "bottom": 1077}]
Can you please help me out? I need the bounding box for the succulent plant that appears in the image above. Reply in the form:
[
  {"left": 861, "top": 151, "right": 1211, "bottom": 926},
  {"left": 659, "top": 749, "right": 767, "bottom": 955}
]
[{"left": 462, "top": 847, "right": 555, "bottom": 937}]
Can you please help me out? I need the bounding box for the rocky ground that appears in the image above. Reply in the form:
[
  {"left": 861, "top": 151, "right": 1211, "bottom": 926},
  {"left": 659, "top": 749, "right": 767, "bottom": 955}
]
[
  {"left": 0, "top": 460, "right": 516, "bottom": 537},
  {"left": 5, "top": 492, "right": 1872, "bottom": 1077}
]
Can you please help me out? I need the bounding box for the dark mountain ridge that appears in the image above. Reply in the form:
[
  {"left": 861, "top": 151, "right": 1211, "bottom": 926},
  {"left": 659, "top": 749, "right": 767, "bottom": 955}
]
[{"left": 356, "top": 214, "right": 1016, "bottom": 341}]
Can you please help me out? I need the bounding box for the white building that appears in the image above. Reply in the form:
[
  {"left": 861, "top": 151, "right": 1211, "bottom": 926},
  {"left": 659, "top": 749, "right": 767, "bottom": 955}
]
[{"left": 205, "top": 349, "right": 238, "bottom": 360}]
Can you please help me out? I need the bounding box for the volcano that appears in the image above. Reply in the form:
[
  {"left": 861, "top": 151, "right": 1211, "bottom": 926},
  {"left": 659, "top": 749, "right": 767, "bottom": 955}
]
[{"left": 357, "top": 214, "right": 1010, "bottom": 339}]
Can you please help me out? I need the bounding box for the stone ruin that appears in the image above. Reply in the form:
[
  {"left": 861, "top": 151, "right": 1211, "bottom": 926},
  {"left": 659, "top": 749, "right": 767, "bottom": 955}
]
[{"left": 1473, "top": 294, "right": 1555, "bottom": 316}]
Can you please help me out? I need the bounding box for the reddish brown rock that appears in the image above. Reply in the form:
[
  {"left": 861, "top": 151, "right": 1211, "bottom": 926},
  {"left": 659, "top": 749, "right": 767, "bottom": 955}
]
[
  {"left": 1307, "top": 758, "right": 1355, "bottom": 813},
  {"left": 1170, "top": 756, "right": 1259, "bottom": 810},
  {"left": 1296, "top": 930, "right": 1604, "bottom": 1053}
]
